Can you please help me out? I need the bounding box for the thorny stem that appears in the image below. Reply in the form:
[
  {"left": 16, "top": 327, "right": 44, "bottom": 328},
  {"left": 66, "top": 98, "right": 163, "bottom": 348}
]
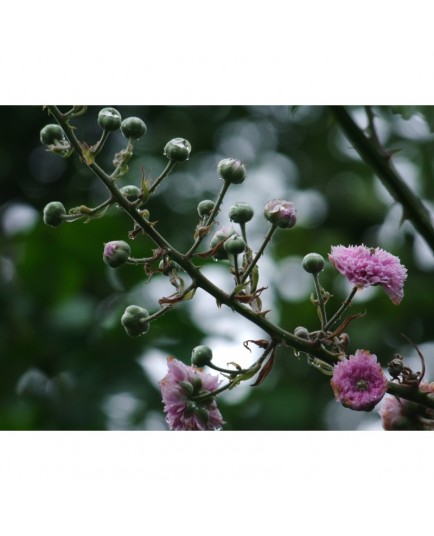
[
  {"left": 387, "top": 381, "right": 434, "bottom": 410},
  {"left": 330, "top": 106, "right": 434, "bottom": 254},
  {"left": 49, "top": 105, "right": 330, "bottom": 362},
  {"left": 364, "top": 106, "right": 383, "bottom": 150},
  {"left": 47, "top": 106, "right": 434, "bottom": 413}
]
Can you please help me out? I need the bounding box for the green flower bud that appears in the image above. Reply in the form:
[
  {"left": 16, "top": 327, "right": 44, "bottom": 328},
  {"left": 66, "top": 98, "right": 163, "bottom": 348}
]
[
  {"left": 43, "top": 201, "right": 66, "bottom": 227},
  {"left": 121, "top": 117, "right": 147, "bottom": 140},
  {"left": 217, "top": 158, "right": 246, "bottom": 184},
  {"left": 302, "top": 253, "right": 325, "bottom": 274},
  {"left": 97, "top": 107, "right": 122, "bottom": 131},
  {"left": 40, "top": 124, "right": 65, "bottom": 146},
  {"left": 121, "top": 305, "right": 150, "bottom": 337},
  {"left": 179, "top": 381, "right": 195, "bottom": 396},
  {"left": 191, "top": 345, "right": 213, "bottom": 367},
  {"left": 184, "top": 400, "right": 199, "bottom": 416},
  {"left": 191, "top": 376, "right": 203, "bottom": 393},
  {"left": 294, "top": 326, "right": 310, "bottom": 339},
  {"left": 163, "top": 138, "right": 192, "bottom": 162},
  {"left": 194, "top": 405, "right": 209, "bottom": 424},
  {"left": 103, "top": 240, "right": 131, "bottom": 268},
  {"left": 209, "top": 226, "right": 237, "bottom": 260},
  {"left": 229, "top": 202, "right": 254, "bottom": 223},
  {"left": 197, "top": 199, "right": 215, "bottom": 218},
  {"left": 223, "top": 235, "right": 246, "bottom": 255},
  {"left": 120, "top": 185, "right": 141, "bottom": 202}
]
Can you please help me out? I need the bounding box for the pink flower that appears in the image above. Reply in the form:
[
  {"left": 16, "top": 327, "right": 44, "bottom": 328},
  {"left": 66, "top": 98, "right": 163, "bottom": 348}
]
[
  {"left": 160, "top": 357, "right": 224, "bottom": 431},
  {"left": 331, "top": 350, "right": 388, "bottom": 411},
  {"left": 328, "top": 244, "right": 407, "bottom": 305},
  {"left": 379, "top": 382, "right": 434, "bottom": 430}
]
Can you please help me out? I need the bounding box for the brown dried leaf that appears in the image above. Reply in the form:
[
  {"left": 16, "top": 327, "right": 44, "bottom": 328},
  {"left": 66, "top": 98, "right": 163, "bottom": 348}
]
[{"left": 251, "top": 351, "right": 276, "bottom": 387}]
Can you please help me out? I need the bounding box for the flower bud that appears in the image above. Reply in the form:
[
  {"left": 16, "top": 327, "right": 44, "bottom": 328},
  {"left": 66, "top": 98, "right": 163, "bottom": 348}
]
[
  {"left": 97, "top": 107, "right": 122, "bottom": 131},
  {"left": 197, "top": 199, "right": 215, "bottom": 218},
  {"left": 164, "top": 138, "right": 192, "bottom": 162},
  {"left": 294, "top": 326, "right": 310, "bottom": 339},
  {"left": 209, "top": 226, "right": 237, "bottom": 260},
  {"left": 120, "top": 185, "right": 141, "bottom": 202},
  {"left": 40, "top": 124, "right": 65, "bottom": 145},
  {"left": 264, "top": 199, "right": 297, "bottom": 229},
  {"left": 103, "top": 240, "right": 131, "bottom": 268},
  {"left": 387, "top": 356, "right": 404, "bottom": 378},
  {"left": 191, "top": 345, "right": 213, "bottom": 367},
  {"left": 121, "top": 117, "right": 147, "bottom": 140},
  {"left": 194, "top": 405, "right": 209, "bottom": 424},
  {"left": 43, "top": 201, "right": 66, "bottom": 227},
  {"left": 223, "top": 235, "right": 246, "bottom": 255},
  {"left": 229, "top": 202, "right": 254, "bottom": 223},
  {"left": 191, "top": 376, "right": 203, "bottom": 394},
  {"left": 302, "top": 253, "right": 325, "bottom": 274},
  {"left": 121, "top": 305, "right": 150, "bottom": 337},
  {"left": 179, "top": 381, "right": 195, "bottom": 396},
  {"left": 217, "top": 158, "right": 246, "bottom": 184}
]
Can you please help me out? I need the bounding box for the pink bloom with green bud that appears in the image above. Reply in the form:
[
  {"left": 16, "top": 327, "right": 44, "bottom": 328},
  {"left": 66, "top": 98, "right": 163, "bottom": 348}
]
[
  {"left": 328, "top": 244, "right": 407, "bottom": 305},
  {"left": 331, "top": 350, "right": 388, "bottom": 411},
  {"left": 160, "top": 357, "right": 224, "bottom": 431}
]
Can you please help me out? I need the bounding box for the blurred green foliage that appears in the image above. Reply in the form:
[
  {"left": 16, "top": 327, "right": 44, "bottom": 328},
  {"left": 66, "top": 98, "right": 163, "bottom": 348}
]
[{"left": 1, "top": 105, "right": 434, "bottom": 430}]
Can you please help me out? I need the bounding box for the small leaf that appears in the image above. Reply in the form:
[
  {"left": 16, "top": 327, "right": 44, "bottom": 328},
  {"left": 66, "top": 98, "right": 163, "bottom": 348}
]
[
  {"left": 233, "top": 281, "right": 250, "bottom": 295},
  {"left": 251, "top": 350, "right": 276, "bottom": 387},
  {"left": 80, "top": 143, "right": 95, "bottom": 165},
  {"left": 327, "top": 311, "right": 366, "bottom": 339},
  {"left": 195, "top": 241, "right": 224, "bottom": 259},
  {"left": 194, "top": 224, "right": 212, "bottom": 240},
  {"left": 182, "top": 288, "right": 197, "bottom": 301},
  {"left": 243, "top": 339, "right": 269, "bottom": 351},
  {"left": 228, "top": 363, "right": 261, "bottom": 389}
]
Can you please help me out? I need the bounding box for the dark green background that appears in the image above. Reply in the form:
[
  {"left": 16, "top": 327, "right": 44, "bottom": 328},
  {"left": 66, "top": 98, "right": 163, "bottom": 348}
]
[{"left": 1, "top": 105, "right": 433, "bottom": 430}]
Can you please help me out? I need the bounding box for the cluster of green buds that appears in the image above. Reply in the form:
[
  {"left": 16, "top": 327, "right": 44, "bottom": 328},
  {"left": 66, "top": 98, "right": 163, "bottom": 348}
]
[
  {"left": 40, "top": 105, "right": 346, "bottom": 426},
  {"left": 40, "top": 106, "right": 198, "bottom": 340},
  {"left": 203, "top": 182, "right": 300, "bottom": 309}
]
